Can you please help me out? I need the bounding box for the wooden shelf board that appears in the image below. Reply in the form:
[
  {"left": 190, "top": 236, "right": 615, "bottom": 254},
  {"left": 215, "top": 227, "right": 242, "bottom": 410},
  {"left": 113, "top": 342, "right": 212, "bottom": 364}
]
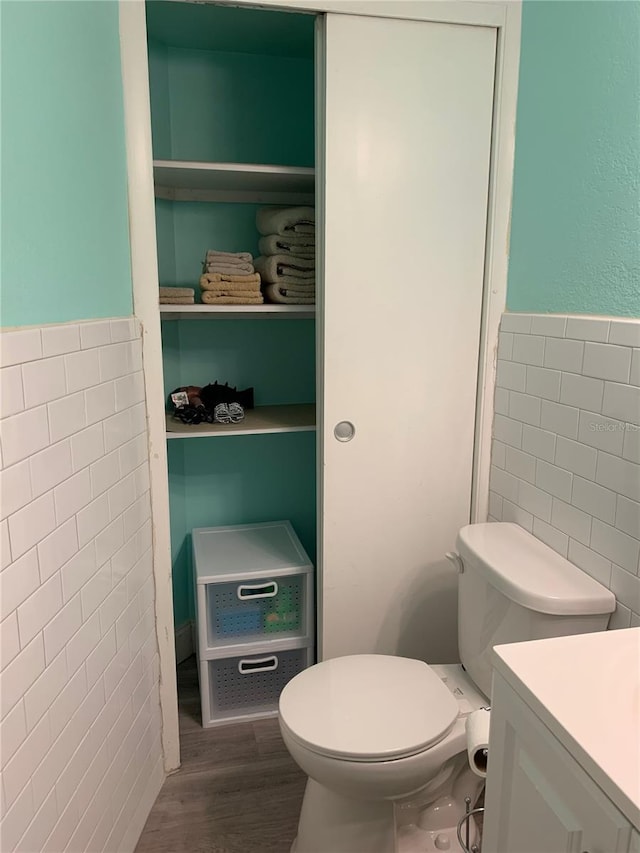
[
  {"left": 153, "top": 160, "right": 315, "bottom": 203},
  {"left": 159, "top": 304, "right": 315, "bottom": 320},
  {"left": 166, "top": 404, "right": 316, "bottom": 439}
]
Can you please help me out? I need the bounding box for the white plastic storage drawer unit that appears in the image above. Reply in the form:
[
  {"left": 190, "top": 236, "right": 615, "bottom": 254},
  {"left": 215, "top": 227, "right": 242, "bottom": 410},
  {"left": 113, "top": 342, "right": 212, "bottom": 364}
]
[
  {"left": 192, "top": 520, "right": 315, "bottom": 727},
  {"left": 200, "top": 647, "right": 314, "bottom": 727}
]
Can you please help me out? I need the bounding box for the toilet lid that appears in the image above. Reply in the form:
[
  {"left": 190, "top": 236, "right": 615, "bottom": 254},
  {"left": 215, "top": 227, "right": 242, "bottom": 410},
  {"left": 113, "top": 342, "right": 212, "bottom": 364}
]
[{"left": 279, "top": 655, "right": 458, "bottom": 762}]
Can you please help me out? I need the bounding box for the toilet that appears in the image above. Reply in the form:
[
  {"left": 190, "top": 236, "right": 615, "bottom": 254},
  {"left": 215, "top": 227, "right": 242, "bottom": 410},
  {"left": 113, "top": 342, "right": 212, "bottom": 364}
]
[{"left": 278, "top": 523, "right": 616, "bottom": 853}]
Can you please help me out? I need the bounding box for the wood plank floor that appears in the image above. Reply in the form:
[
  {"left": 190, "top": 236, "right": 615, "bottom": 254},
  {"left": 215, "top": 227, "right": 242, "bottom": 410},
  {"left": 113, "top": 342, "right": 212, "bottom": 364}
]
[{"left": 135, "top": 657, "right": 306, "bottom": 853}]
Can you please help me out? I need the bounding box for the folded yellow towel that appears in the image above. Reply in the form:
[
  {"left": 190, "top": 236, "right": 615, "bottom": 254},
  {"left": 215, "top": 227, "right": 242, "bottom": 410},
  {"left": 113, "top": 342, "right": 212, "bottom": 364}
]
[
  {"left": 201, "top": 284, "right": 261, "bottom": 295},
  {"left": 160, "top": 296, "right": 195, "bottom": 305},
  {"left": 200, "top": 273, "right": 261, "bottom": 290},
  {"left": 201, "top": 292, "right": 264, "bottom": 305},
  {"left": 203, "top": 288, "right": 261, "bottom": 298},
  {"left": 159, "top": 286, "right": 195, "bottom": 297}
]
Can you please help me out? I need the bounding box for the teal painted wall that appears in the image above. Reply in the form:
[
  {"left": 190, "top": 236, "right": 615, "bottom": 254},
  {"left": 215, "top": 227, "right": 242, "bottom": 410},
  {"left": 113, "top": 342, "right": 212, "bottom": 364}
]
[
  {"left": 148, "top": 43, "right": 314, "bottom": 165},
  {"left": 1, "top": 1, "right": 133, "bottom": 328},
  {"left": 168, "top": 434, "right": 316, "bottom": 628},
  {"left": 149, "top": 27, "right": 316, "bottom": 627},
  {"left": 508, "top": 0, "right": 640, "bottom": 317},
  {"left": 156, "top": 202, "right": 265, "bottom": 290},
  {"left": 161, "top": 320, "right": 316, "bottom": 407}
]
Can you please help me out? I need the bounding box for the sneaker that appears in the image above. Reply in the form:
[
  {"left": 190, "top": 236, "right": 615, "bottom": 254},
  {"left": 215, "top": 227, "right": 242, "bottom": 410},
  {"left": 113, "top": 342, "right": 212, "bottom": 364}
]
[
  {"left": 228, "top": 402, "right": 245, "bottom": 423},
  {"left": 214, "top": 403, "right": 231, "bottom": 424}
]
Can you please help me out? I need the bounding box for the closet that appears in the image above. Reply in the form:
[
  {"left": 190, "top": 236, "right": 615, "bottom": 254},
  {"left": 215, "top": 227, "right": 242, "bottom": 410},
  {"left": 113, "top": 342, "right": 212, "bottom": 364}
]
[
  {"left": 145, "top": 2, "right": 318, "bottom": 674},
  {"left": 135, "top": 0, "right": 504, "bottom": 740}
]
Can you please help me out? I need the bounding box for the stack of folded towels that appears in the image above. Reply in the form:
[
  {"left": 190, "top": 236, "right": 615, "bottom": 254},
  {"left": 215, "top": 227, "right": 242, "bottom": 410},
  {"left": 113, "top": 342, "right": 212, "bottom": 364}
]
[
  {"left": 199, "top": 250, "right": 263, "bottom": 305},
  {"left": 254, "top": 207, "right": 315, "bottom": 304},
  {"left": 159, "top": 286, "right": 195, "bottom": 305}
]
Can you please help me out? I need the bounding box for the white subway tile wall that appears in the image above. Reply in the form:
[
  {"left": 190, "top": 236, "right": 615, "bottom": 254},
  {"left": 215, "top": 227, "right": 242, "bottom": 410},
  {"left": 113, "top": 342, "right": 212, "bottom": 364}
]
[
  {"left": 490, "top": 314, "right": 640, "bottom": 630},
  {"left": 0, "top": 320, "right": 163, "bottom": 853}
]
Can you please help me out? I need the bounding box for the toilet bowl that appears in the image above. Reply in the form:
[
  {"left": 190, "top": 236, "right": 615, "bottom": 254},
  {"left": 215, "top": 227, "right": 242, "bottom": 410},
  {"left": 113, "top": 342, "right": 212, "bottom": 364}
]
[
  {"left": 278, "top": 523, "right": 616, "bottom": 853},
  {"left": 279, "top": 656, "right": 487, "bottom": 853}
]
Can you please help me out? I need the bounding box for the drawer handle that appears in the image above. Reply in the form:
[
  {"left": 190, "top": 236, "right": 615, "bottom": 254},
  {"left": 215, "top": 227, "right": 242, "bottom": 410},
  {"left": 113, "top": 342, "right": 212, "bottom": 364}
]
[
  {"left": 236, "top": 581, "right": 279, "bottom": 600},
  {"left": 238, "top": 655, "right": 279, "bottom": 675}
]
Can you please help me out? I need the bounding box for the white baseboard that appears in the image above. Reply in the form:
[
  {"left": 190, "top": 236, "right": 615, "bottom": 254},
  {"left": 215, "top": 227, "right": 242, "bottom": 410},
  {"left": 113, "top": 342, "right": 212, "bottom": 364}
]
[{"left": 175, "top": 620, "right": 195, "bottom": 664}]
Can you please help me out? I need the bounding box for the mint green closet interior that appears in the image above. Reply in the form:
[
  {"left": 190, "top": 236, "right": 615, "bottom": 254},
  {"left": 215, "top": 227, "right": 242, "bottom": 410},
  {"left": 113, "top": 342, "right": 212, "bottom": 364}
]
[{"left": 146, "top": 2, "right": 317, "bottom": 630}]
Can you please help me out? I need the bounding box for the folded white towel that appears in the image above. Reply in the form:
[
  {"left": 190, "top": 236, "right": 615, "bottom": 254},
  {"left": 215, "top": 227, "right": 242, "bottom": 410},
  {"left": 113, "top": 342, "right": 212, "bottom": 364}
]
[
  {"left": 255, "top": 254, "right": 315, "bottom": 285},
  {"left": 272, "top": 282, "right": 314, "bottom": 296},
  {"left": 264, "top": 283, "right": 315, "bottom": 305},
  {"left": 258, "top": 235, "right": 315, "bottom": 259},
  {"left": 205, "top": 262, "right": 255, "bottom": 276},
  {"left": 205, "top": 250, "right": 253, "bottom": 264},
  {"left": 256, "top": 206, "right": 315, "bottom": 237},
  {"left": 200, "top": 273, "right": 261, "bottom": 290}
]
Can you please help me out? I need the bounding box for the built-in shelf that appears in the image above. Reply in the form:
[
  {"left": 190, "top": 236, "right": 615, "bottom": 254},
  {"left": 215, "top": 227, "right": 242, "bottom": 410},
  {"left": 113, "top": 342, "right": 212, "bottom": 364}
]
[
  {"left": 166, "top": 404, "right": 316, "bottom": 438},
  {"left": 159, "top": 304, "right": 315, "bottom": 320},
  {"left": 154, "top": 160, "right": 315, "bottom": 204}
]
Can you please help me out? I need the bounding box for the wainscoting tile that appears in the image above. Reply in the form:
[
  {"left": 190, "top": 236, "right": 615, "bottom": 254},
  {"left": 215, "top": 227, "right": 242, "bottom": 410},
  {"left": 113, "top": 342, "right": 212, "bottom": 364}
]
[
  {"left": 490, "top": 314, "right": 640, "bottom": 623},
  {"left": 0, "top": 318, "right": 161, "bottom": 853}
]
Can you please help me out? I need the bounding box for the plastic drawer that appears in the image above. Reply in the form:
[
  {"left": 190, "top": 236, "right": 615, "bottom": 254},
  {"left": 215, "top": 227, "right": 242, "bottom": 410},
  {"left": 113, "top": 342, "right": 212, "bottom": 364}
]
[
  {"left": 193, "top": 521, "right": 312, "bottom": 585},
  {"left": 200, "top": 647, "right": 311, "bottom": 727},
  {"left": 203, "top": 572, "right": 309, "bottom": 650}
]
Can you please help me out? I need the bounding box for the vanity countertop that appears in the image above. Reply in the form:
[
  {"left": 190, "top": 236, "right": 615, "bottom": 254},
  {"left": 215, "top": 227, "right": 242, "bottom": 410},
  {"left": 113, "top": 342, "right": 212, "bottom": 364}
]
[{"left": 492, "top": 627, "right": 640, "bottom": 829}]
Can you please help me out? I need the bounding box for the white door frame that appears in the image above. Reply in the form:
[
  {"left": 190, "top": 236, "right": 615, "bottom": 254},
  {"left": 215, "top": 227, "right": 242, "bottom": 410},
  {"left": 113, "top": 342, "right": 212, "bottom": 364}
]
[{"left": 118, "top": 0, "right": 521, "bottom": 773}]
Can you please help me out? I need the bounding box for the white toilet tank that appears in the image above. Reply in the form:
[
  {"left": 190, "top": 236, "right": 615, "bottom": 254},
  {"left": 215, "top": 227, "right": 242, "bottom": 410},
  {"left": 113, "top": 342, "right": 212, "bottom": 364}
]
[{"left": 456, "top": 523, "right": 615, "bottom": 697}]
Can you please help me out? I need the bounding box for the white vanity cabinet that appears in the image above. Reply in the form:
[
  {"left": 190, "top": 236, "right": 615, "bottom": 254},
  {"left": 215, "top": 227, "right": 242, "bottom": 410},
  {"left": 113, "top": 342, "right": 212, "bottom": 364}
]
[
  {"left": 482, "top": 629, "right": 640, "bottom": 853},
  {"left": 483, "top": 672, "right": 633, "bottom": 852}
]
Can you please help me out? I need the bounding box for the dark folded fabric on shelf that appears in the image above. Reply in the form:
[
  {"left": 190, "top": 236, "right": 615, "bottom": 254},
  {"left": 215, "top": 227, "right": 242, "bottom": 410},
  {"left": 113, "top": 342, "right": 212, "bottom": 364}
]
[
  {"left": 200, "top": 382, "right": 254, "bottom": 411},
  {"left": 168, "top": 382, "right": 255, "bottom": 426}
]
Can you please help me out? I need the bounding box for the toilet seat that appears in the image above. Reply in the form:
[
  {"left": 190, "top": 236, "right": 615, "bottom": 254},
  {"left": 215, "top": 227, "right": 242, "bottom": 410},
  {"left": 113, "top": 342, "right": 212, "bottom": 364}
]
[{"left": 279, "top": 654, "right": 458, "bottom": 763}]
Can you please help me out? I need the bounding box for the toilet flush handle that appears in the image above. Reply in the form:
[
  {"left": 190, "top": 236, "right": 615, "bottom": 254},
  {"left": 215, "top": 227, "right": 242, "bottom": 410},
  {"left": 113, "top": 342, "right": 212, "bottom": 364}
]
[{"left": 445, "top": 551, "right": 464, "bottom": 573}]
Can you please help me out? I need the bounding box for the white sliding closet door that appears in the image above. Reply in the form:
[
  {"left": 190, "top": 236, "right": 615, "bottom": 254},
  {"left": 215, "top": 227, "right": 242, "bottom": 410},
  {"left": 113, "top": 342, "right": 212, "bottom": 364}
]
[{"left": 318, "top": 14, "right": 496, "bottom": 662}]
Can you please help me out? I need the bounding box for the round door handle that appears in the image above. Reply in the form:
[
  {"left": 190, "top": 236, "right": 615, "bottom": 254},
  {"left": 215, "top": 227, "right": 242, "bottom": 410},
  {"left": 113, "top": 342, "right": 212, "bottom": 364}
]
[{"left": 334, "top": 421, "right": 355, "bottom": 442}]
